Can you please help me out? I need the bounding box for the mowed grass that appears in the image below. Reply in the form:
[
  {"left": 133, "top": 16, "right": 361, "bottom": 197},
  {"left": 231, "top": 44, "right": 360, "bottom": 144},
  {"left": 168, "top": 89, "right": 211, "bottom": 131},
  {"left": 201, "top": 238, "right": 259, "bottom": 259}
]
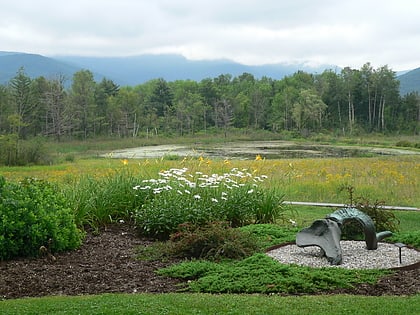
[{"left": 1, "top": 293, "right": 420, "bottom": 315}]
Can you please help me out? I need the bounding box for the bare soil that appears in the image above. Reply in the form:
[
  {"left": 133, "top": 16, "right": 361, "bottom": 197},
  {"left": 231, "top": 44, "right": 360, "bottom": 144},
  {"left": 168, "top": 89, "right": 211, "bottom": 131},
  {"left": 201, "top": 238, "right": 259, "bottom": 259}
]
[{"left": 1, "top": 223, "right": 418, "bottom": 300}]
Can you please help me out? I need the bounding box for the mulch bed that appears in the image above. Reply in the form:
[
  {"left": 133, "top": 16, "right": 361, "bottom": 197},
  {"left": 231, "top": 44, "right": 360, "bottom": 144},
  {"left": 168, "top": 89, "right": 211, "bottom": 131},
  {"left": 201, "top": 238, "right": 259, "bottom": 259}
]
[{"left": 1, "top": 223, "right": 419, "bottom": 300}]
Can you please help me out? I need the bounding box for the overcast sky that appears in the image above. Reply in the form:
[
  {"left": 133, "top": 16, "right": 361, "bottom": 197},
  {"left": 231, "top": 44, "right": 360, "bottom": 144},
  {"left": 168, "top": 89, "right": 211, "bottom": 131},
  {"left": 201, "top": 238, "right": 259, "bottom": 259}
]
[{"left": 1, "top": 0, "right": 419, "bottom": 70}]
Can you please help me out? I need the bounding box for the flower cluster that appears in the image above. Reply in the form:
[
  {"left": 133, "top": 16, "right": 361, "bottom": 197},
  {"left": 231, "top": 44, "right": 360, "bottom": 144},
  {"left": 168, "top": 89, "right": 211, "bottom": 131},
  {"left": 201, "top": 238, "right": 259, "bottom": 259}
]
[
  {"left": 133, "top": 167, "right": 281, "bottom": 239},
  {"left": 133, "top": 167, "right": 267, "bottom": 202}
]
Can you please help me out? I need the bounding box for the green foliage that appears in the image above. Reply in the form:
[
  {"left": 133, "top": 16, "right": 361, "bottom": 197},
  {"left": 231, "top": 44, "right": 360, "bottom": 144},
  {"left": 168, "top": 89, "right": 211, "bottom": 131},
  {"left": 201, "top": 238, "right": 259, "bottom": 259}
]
[
  {"left": 150, "top": 200, "right": 397, "bottom": 295},
  {"left": 395, "top": 140, "right": 420, "bottom": 148},
  {"left": 253, "top": 188, "right": 286, "bottom": 224},
  {"left": 0, "top": 176, "right": 82, "bottom": 260},
  {"left": 340, "top": 185, "right": 400, "bottom": 240},
  {"left": 221, "top": 186, "right": 285, "bottom": 227},
  {"left": 137, "top": 224, "right": 297, "bottom": 263},
  {"left": 65, "top": 169, "right": 143, "bottom": 229},
  {"left": 135, "top": 186, "right": 217, "bottom": 239},
  {"left": 134, "top": 168, "right": 286, "bottom": 239},
  {"left": 17, "top": 137, "right": 51, "bottom": 165},
  {"left": 158, "top": 253, "right": 390, "bottom": 294},
  {"left": 390, "top": 230, "right": 420, "bottom": 248},
  {"left": 239, "top": 224, "right": 298, "bottom": 248},
  {"left": 0, "top": 134, "right": 18, "bottom": 165},
  {"left": 168, "top": 222, "right": 260, "bottom": 260},
  {"left": 0, "top": 136, "right": 50, "bottom": 166}
]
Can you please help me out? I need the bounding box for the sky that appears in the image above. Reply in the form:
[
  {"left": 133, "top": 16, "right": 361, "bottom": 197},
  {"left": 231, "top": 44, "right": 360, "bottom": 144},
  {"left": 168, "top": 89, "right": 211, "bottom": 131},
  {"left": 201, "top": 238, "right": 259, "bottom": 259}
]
[{"left": 1, "top": 0, "right": 419, "bottom": 71}]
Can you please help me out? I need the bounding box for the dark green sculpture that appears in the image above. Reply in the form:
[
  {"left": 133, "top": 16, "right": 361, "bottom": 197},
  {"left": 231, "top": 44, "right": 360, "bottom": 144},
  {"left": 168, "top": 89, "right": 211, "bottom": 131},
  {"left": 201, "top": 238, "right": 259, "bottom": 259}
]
[{"left": 296, "top": 208, "right": 393, "bottom": 265}]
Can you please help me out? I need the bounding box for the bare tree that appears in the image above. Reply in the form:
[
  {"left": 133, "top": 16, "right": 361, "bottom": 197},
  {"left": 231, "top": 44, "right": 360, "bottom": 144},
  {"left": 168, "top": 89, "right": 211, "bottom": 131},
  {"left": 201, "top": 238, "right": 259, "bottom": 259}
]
[
  {"left": 215, "top": 99, "right": 233, "bottom": 137},
  {"left": 44, "top": 74, "right": 68, "bottom": 141}
]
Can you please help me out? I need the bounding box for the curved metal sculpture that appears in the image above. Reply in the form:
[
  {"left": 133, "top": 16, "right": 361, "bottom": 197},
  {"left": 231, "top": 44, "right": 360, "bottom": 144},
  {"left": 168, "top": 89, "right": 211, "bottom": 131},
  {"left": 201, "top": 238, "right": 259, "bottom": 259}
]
[{"left": 296, "top": 208, "right": 393, "bottom": 265}]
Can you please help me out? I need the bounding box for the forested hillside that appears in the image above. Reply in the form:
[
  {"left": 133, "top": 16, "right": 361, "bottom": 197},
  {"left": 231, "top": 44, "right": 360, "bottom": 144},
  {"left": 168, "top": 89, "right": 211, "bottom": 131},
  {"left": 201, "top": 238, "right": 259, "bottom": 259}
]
[
  {"left": 0, "top": 53, "right": 83, "bottom": 85},
  {"left": 0, "top": 62, "right": 419, "bottom": 145},
  {"left": 398, "top": 68, "right": 420, "bottom": 95}
]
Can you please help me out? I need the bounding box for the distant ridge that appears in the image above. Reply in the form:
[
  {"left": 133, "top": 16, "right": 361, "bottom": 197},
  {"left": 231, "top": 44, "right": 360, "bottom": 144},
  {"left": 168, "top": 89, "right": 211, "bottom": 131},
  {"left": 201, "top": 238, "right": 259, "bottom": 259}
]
[
  {"left": 55, "top": 54, "right": 336, "bottom": 86},
  {"left": 398, "top": 67, "right": 420, "bottom": 95},
  {"left": 0, "top": 51, "right": 335, "bottom": 86},
  {"left": 0, "top": 52, "right": 84, "bottom": 84}
]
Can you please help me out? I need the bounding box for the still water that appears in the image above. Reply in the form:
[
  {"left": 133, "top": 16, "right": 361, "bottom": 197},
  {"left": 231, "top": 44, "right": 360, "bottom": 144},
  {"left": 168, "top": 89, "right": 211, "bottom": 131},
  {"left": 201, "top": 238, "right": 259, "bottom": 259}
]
[{"left": 106, "top": 140, "right": 420, "bottom": 160}]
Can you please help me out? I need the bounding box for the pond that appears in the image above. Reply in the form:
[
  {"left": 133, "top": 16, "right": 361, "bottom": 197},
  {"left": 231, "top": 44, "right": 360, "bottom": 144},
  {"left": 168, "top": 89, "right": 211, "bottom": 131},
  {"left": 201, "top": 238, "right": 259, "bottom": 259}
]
[{"left": 105, "top": 140, "right": 420, "bottom": 160}]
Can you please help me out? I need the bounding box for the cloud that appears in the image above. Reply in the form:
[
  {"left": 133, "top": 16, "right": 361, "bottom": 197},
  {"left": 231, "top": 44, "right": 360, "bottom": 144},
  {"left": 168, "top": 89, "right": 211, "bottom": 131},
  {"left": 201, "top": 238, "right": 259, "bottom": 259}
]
[{"left": 1, "top": 0, "right": 419, "bottom": 70}]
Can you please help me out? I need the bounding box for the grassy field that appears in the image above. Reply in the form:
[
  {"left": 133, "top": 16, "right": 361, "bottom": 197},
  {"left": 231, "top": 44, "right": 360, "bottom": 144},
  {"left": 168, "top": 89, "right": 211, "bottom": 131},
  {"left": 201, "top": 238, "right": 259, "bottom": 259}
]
[{"left": 2, "top": 155, "right": 419, "bottom": 207}]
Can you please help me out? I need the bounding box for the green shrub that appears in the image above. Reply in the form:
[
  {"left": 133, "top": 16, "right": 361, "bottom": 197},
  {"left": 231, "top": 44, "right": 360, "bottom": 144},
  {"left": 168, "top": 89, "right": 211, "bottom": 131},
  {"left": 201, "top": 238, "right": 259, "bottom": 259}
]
[
  {"left": 395, "top": 140, "right": 419, "bottom": 148},
  {"left": 0, "top": 134, "right": 19, "bottom": 166},
  {"left": 341, "top": 198, "right": 400, "bottom": 240},
  {"left": 0, "top": 136, "right": 51, "bottom": 166},
  {"left": 168, "top": 221, "right": 260, "bottom": 260},
  {"left": 18, "top": 137, "right": 51, "bottom": 165},
  {"left": 339, "top": 185, "right": 400, "bottom": 240},
  {"left": 0, "top": 176, "right": 83, "bottom": 260},
  {"left": 137, "top": 224, "right": 298, "bottom": 263}
]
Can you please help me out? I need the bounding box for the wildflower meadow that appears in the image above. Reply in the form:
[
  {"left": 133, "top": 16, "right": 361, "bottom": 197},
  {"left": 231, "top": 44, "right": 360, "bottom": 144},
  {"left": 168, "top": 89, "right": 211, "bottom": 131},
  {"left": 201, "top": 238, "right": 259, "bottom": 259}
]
[{"left": 2, "top": 154, "right": 418, "bottom": 208}]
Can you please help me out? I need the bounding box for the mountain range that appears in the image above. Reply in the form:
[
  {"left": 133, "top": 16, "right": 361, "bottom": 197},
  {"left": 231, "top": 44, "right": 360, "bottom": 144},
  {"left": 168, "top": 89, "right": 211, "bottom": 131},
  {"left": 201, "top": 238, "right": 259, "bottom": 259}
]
[
  {"left": 0, "top": 51, "right": 419, "bottom": 95},
  {"left": 0, "top": 51, "right": 333, "bottom": 86}
]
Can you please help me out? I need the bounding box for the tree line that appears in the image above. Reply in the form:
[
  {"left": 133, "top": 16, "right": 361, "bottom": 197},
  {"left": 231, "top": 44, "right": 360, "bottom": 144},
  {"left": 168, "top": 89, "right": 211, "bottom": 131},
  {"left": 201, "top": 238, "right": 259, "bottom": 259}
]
[{"left": 0, "top": 63, "right": 419, "bottom": 142}]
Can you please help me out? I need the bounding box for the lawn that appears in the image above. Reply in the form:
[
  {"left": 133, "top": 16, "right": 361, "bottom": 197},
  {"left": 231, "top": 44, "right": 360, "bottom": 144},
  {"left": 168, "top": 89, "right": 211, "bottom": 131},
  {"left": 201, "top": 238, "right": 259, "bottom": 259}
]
[{"left": 1, "top": 293, "right": 420, "bottom": 315}]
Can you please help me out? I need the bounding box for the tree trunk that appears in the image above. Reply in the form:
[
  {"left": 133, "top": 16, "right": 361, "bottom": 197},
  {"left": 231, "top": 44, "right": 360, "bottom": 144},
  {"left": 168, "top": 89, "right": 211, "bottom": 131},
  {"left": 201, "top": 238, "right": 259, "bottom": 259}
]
[{"left": 381, "top": 95, "right": 386, "bottom": 131}]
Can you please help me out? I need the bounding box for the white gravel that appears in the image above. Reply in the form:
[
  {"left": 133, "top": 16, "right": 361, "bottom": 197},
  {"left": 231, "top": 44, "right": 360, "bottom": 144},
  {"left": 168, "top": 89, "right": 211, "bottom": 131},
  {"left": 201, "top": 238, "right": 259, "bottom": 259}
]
[{"left": 266, "top": 241, "right": 420, "bottom": 269}]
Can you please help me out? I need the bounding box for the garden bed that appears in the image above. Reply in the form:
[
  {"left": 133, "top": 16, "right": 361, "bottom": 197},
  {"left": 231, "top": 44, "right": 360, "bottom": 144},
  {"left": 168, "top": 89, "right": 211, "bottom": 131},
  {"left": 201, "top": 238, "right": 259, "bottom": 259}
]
[{"left": 1, "top": 223, "right": 419, "bottom": 300}]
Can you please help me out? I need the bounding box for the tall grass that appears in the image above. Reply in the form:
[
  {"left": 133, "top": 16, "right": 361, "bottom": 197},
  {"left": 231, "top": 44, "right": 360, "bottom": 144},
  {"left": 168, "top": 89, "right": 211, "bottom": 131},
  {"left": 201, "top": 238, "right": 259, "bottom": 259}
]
[
  {"left": 264, "top": 156, "right": 419, "bottom": 207},
  {"left": 2, "top": 155, "right": 418, "bottom": 207},
  {"left": 64, "top": 168, "right": 143, "bottom": 229}
]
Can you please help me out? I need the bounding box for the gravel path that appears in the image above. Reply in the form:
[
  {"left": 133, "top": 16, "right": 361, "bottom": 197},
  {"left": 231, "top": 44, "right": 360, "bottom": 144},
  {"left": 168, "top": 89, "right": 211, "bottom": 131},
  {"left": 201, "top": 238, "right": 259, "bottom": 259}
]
[{"left": 267, "top": 241, "right": 420, "bottom": 269}]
